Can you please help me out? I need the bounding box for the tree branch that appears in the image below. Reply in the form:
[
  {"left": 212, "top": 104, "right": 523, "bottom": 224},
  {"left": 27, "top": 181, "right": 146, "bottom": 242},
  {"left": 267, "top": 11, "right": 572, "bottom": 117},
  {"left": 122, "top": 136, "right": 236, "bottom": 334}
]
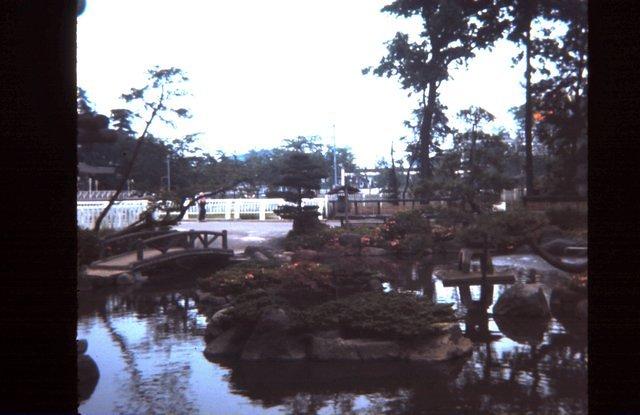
[{"left": 93, "top": 88, "right": 166, "bottom": 232}]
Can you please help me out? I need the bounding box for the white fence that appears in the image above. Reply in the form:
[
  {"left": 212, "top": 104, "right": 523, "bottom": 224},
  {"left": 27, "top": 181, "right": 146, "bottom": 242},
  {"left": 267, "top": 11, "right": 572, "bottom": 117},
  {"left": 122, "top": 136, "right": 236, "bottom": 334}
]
[
  {"left": 77, "top": 200, "right": 150, "bottom": 230},
  {"left": 77, "top": 197, "right": 329, "bottom": 230},
  {"left": 185, "top": 197, "right": 328, "bottom": 221}
]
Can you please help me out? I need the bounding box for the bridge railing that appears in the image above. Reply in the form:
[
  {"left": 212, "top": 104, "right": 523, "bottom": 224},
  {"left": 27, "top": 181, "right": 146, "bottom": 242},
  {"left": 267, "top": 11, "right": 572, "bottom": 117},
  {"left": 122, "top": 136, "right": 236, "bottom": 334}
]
[
  {"left": 99, "top": 229, "right": 177, "bottom": 258},
  {"left": 134, "top": 230, "right": 228, "bottom": 262}
]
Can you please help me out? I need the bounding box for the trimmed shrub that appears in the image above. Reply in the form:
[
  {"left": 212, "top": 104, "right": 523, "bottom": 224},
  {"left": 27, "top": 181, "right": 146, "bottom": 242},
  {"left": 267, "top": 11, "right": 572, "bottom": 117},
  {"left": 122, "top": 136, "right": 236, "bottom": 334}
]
[
  {"left": 457, "top": 209, "right": 547, "bottom": 252},
  {"left": 301, "top": 292, "right": 456, "bottom": 340}
]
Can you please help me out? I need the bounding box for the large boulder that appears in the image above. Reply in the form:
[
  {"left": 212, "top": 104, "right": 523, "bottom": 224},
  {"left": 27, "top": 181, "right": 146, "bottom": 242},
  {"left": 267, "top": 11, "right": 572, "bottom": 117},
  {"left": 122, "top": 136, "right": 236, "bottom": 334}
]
[
  {"left": 401, "top": 324, "right": 473, "bottom": 363},
  {"left": 493, "top": 315, "right": 549, "bottom": 345},
  {"left": 241, "top": 333, "right": 307, "bottom": 361},
  {"left": 338, "top": 233, "right": 362, "bottom": 248},
  {"left": 77, "top": 340, "right": 100, "bottom": 402},
  {"left": 244, "top": 245, "right": 275, "bottom": 259},
  {"left": 197, "top": 291, "right": 229, "bottom": 315},
  {"left": 204, "top": 327, "right": 247, "bottom": 358},
  {"left": 240, "top": 308, "right": 307, "bottom": 361},
  {"left": 77, "top": 339, "right": 88, "bottom": 354},
  {"left": 273, "top": 253, "right": 293, "bottom": 264},
  {"left": 254, "top": 308, "right": 291, "bottom": 332},
  {"left": 292, "top": 249, "right": 319, "bottom": 261},
  {"left": 309, "top": 336, "right": 400, "bottom": 361},
  {"left": 252, "top": 251, "right": 270, "bottom": 262},
  {"left": 210, "top": 306, "right": 234, "bottom": 327},
  {"left": 204, "top": 322, "right": 224, "bottom": 342},
  {"left": 493, "top": 283, "right": 551, "bottom": 318}
]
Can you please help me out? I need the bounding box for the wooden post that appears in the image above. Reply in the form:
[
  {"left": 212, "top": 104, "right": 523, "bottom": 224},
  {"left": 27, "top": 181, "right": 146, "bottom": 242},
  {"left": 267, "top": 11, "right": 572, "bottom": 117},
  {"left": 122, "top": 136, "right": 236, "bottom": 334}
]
[
  {"left": 377, "top": 200, "right": 381, "bottom": 216},
  {"left": 222, "top": 230, "right": 228, "bottom": 250},
  {"left": 224, "top": 200, "right": 232, "bottom": 220},
  {"left": 259, "top": 199, "right": 266, "bottom": 221},
  {"left": 459, "top": 285, "right": 473, "bottom": 307},
  {"left": 480, "top": 234, "right": 489, "bottom": 305},
  {"left": 354, "top": 200, "right": 359, "bottom": 215},
  {"left": 344, "top": 189, "right": 349, "bottom": 228},
  {"left": 136, "top": 239, "right": 144, "bottom": 261}
]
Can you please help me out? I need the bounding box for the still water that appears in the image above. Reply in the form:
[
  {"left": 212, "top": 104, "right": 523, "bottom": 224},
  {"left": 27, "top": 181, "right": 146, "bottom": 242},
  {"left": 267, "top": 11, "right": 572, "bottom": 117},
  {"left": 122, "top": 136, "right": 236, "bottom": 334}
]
[{"left": 78, "top": 257, "right": 587, "bottom": 414}]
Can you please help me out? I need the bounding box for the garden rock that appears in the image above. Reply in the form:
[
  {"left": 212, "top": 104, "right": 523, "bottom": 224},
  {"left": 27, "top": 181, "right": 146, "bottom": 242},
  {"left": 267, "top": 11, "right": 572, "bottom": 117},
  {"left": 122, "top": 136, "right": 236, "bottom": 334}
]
[
  {"left": 338, "top": 233, "right": 362, "bottom": 248},
  {"left": 254, "top": 308, "right": 291, "bottom": 333},
  {"left": 493, "top": 283, "right": 551, "bottom": 318},
  {"left": 209, "top": 306, "right": 234, "bottom": 328},
  {"left": 244, "top": 245, "right": 275, "bottom": 259},
  {"left": 402, "top": 326, "right": 473, "bottom": 362},
  {"left": 204, "top": 327, "right": 245, "bottom": 358},
  {"left": 77, "top": 339, "right": 88, "bottom": 354},
  {"left": 292, "top": 249, "right": 319, "bottom": 261},
  {"left": 252, "top": 251, "right": 270, "bottom": 262},
  {"left": 309, "top": 336, "right": 400, "bottom": 361},
  {"left": 273, "top": 253, "right": 292, "bottom": 263},
  {"left": 198, "top": 292, "right": 228, "bottom": 308},
  {"left": 494, "top": 315, "right": 549, "bottom": 345},
  {"left": 77, "top": 340, "right": 100, "bottom": 402},
  {"left": 204, "top": 322, "right": 224, "bottom": 342},
  {"left": 241, "top": 332, "right": 307, "bottom": 361},
  {"left": 240, "top": 308, "right": 305, "bottom": 360}
]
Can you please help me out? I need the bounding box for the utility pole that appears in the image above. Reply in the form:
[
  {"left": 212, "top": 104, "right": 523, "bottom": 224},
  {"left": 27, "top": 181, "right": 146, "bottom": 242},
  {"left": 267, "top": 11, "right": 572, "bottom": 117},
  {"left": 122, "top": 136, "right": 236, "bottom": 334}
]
[
  {"left": 166, "top": 153, "right": 171, "bottom": 192},
  {"left": 332, "top": 122, "right": 338, "bottom": 187}
]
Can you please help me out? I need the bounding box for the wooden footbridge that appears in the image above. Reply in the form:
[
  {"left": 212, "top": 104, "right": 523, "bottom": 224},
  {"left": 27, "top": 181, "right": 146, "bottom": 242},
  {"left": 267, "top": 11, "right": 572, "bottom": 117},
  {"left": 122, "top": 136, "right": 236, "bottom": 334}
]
[{"left": 84, "top": 230, "right": 234, "bottom": 279}]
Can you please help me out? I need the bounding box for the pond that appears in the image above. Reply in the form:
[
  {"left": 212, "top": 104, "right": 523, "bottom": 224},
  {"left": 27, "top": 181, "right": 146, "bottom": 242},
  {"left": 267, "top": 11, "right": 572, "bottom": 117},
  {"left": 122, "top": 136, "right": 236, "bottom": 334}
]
[{"left": 78, "top": 256, "right": 587, "bottom": 414}]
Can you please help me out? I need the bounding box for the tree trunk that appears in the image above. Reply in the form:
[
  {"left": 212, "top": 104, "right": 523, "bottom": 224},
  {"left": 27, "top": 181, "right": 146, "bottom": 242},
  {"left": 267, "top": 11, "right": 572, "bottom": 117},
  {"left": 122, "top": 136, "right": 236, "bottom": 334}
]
[
  {"left": 92, "top": 93, "right": 164, "bottom": 233},
  {"left": 418, "top": 81, "right": 437, "bottom": 203},
  {"left": 402, "top": 157, "right": 415, "bottom": 200},
  {"left": 524, "top": 20, "right": 535, "bottom": 196}
]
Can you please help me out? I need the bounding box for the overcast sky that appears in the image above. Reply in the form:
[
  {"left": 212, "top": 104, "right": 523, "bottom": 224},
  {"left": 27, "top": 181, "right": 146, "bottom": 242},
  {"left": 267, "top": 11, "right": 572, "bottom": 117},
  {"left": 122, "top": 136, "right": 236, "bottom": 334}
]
[{"left": 77, "top": 0, "right": 526, "bottom": 167}]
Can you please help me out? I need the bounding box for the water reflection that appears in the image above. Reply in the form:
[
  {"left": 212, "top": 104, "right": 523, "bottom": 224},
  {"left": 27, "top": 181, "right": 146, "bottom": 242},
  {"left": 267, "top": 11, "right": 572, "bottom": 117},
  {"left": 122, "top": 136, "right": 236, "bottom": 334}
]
[{"left": 78, "top": 259, "right": 587, "bottom": 414}]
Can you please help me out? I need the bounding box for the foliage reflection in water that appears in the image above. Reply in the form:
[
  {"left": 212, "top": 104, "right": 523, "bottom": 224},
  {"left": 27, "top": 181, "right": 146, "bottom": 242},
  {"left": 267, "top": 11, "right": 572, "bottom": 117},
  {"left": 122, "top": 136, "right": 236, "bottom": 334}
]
[{"left": 78, "top": 261, "right": 586, "bottom": 414}]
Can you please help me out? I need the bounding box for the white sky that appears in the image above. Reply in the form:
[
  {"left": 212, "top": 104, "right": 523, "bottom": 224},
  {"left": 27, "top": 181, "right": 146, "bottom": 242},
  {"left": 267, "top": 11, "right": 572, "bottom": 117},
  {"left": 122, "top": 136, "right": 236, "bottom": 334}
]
[{"left": 77, "top": 0, "right": 526, "bottom": 167}]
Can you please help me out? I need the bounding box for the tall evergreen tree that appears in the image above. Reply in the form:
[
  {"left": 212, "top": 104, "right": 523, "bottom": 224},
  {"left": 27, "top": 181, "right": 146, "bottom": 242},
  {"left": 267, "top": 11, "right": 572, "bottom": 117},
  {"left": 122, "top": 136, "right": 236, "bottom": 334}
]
[
  {"left": 365, "top": 0, "right": 508, "bottom": 201},
  {"left": 531, "top": 0, "right": 587, "bottom": 196},
  {"left": 503, "top": 0, "right": 555, "bottom": 195}
]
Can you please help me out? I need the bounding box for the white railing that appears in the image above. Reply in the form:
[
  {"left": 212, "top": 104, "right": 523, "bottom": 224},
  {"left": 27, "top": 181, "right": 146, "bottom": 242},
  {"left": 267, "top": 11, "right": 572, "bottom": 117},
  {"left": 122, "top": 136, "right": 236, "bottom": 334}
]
[
  {"left": 77, "top": 197, "right": 329, "bottom": 230},
  {"left": 77, "top": 200, "right": 150, "bottom": 230},
  {"left": 185, "top": 197, "right": 328, "bottom": 221},
  {"left": 77, "top": 190, "right": 148, "bottom": 200}
]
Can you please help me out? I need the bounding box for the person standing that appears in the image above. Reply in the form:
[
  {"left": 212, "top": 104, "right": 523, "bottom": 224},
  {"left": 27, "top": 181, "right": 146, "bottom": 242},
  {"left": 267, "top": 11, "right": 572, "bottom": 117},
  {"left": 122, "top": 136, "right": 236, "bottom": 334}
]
[{"left": 197, "top": 192, "right": 207, "bottom": 222}]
